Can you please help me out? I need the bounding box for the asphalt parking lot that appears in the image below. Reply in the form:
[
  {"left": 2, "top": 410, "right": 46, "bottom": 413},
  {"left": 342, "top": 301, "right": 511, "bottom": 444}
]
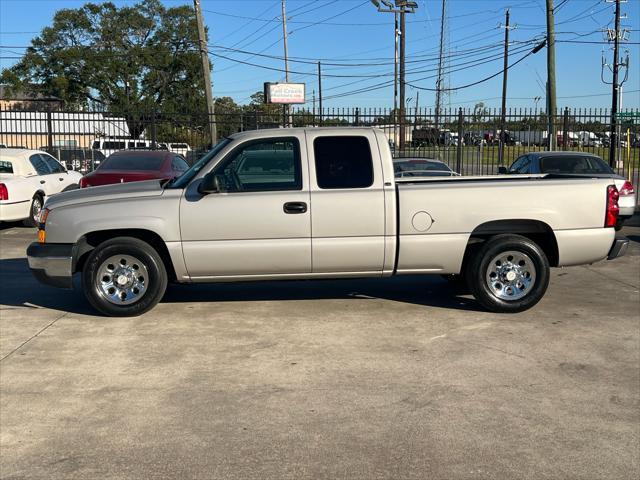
[{"left": 1, "top": 222, "right": 639, "bottom": 480}]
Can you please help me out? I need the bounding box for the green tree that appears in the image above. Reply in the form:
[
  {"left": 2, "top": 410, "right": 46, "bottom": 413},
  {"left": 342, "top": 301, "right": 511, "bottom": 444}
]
[
  {"left": 215, "top": 96, "right": 242, "bottom": 138},
  {"left": 241, "top": 91, "right": 282, "bottom": 129},
  {"left": 0, "top": 0, "right": 206, "bottom": 137}
]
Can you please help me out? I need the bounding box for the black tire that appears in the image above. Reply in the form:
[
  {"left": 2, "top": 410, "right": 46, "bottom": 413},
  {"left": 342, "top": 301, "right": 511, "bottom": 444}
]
[
  {"left": 82, "top": 237, "right": 167, "bottom": 317},
  {"left": 23, "top": 194, "right": 44, "bottom": 227},
  {"left": 466, "top": 234, "right": 550, "bottom": 313},
  {"left": 62, "top": 183, "right": 79, "bottom": 192}
]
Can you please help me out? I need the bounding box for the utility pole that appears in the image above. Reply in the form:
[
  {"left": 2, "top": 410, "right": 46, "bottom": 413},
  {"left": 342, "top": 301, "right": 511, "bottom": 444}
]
[
  {"left": 601, "top": 1, "right": 630, "bottom": 167},
  {"left": 281, "top": 0, "right": 290, "bottom": 127},
  {"left": 370, "top": 1, "right": 418, "bottom": 151},
  {"left": 312, "top": 89, "right": 316, "bottom": 122},
  {"left": 609, "top": 0, "right": 621, "bottom": 167},
  {"left": 435, "top": 0, "right": 446, "bottom": 131},
  {"left": 399, "top": 10, "right": 407, "bottom": 149},
  {"left": 318, "top": 61, "right": 323, "bottom": 126},
  {"left": 545, "top": 0, "right": 557, "bottom": 151},
  {"left": 499, "top": 9, "right": 511, "bottom": 165},
  {"left": 193, "top": 0, "right": 217, "bottom": 145}
]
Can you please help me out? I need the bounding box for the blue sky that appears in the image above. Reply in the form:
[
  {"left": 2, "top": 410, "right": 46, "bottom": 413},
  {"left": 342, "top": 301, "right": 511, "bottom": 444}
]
[{"left": 1, "top": 0, "right": 638, "bottom": 110}]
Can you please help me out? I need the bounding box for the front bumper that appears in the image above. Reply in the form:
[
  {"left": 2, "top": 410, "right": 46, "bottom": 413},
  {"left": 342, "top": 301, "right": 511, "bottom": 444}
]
[
  {"left": 607, "top": 238, "right": 629, "bottom": 260},
  {"left": 27, "top": 242, "right": 74, "bottom": 289}
]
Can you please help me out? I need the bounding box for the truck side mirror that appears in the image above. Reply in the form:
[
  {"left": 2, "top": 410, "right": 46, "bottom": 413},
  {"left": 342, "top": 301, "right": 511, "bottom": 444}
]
[
  {"left": 497, "top": 166, "right": 507, "bottom": 174},
  {"left": 198, "top": 173, "right": 223, "bottom": 195}
]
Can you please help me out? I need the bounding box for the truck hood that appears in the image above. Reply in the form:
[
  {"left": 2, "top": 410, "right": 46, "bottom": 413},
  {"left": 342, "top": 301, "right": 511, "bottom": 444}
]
[{"left": 44, "top": 179, "right": 166, "bottom": 210}]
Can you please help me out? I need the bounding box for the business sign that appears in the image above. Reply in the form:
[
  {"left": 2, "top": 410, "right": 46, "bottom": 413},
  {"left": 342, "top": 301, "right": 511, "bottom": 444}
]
[
  {"left": 615, "top": 112, "right": 639, "bottom": 123},
  {"left": 264, "top": 82, "right": 305, "bottom": 104}
]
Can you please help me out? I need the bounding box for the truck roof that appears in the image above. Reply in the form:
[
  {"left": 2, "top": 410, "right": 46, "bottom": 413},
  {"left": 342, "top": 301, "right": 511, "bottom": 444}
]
[{"left": 227, "top": 127, "right": 379, "bottom": 140}]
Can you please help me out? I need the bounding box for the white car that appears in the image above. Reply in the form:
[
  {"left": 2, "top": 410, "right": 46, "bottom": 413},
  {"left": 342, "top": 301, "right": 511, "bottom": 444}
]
[{"left": 0, "top": 149, "right": 82, "bottom": 225}]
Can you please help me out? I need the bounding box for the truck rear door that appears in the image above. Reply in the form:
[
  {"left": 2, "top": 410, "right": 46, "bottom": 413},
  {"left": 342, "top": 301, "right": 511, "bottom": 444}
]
[{"left": 305, "top": 130, "right": 387, "bottom": 274}]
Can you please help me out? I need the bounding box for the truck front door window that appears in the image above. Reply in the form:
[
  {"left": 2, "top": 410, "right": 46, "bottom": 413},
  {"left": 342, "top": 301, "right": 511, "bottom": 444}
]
[
  {"left": 215, "top": 138, "right": 301, "bottom": 192},
  {"left": 313, "top": 136, "right": 374, "bottom": 189}
]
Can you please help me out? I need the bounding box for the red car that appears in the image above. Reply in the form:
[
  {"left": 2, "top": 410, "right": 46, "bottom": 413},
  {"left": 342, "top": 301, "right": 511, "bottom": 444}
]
[{"left": 79, "top": 150, "right": 189, "bottom": 188}]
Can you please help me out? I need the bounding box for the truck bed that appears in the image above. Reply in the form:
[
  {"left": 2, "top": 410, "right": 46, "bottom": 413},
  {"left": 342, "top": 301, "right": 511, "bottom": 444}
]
[{"left": 394, "top": 174, "right": 616, "bottom": 273}]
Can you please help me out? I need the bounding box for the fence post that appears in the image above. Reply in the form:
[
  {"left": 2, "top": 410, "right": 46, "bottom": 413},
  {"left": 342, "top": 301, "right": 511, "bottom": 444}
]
[
  {"left": 562, "top": 107, "right": 569, "bottom": 151},
  {"left": 150, "top": 109, "right": 157, "bottom": 150},
  {"left": 456, "top": 108, "right": 463, "bottom": 174},
  {"left": 46, "top": 108, "right": 53, "bottom": 151}
]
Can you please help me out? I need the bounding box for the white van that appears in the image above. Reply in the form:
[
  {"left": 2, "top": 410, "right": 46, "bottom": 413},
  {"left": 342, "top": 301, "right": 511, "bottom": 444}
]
[
  {"left": 91, "top": 138, "right": 153, "bottom": 157},
  {"left": 92, "top": 138, "right": 191, "bottom": 158},
  {"left": 163, "top": 142, "right": 192, "bottom": 157}
]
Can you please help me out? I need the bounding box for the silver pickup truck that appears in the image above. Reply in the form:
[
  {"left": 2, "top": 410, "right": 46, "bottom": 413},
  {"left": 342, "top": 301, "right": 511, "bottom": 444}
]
[{"left": 27, "top": 127, "right": 628, "bottom": 317}]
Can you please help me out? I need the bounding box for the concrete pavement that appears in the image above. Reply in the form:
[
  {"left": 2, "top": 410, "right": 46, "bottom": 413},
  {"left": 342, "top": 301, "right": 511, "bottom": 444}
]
[{"left": 1, "top": 223, "right": 639, "bottom": 479}]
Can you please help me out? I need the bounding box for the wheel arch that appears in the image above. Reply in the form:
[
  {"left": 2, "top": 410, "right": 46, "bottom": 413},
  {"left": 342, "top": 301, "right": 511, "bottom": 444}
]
[
  {"left": 74, "top": 228, "right": 177, "bottom": 281},
  {"left": 462, "top": 219, "right": 559, "bottom": 268}
]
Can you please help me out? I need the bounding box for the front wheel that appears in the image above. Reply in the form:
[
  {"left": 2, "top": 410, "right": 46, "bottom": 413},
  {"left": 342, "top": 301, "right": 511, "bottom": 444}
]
[
  {"left": 82, "top": 237, "right": 168, "bottom": 316},
  {"left": 466, "top": 234, "right": 550, "bottom": 313}
]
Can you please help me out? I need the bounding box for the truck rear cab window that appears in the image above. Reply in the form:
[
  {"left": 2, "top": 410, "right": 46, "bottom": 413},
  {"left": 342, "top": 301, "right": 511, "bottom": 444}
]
[{"left": 314, "top": 136, "right": 374, "bottom": 189}]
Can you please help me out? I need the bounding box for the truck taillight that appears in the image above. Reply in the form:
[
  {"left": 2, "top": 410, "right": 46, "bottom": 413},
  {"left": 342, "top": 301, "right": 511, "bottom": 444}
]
[
  {"left": 0, "top": 183, "right": 7, "bottom": 201},
  {"left": 619, "top": 180, "right": 634, "bottom": 196},
  {"left": 605, "top": 185, "right": 620, "bottom": 228}
]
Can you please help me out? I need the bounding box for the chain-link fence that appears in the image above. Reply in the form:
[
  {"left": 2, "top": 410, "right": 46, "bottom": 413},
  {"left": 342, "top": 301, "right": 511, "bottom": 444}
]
[{"left": 1, "top": 105, "right": 638, "bottom": 205}]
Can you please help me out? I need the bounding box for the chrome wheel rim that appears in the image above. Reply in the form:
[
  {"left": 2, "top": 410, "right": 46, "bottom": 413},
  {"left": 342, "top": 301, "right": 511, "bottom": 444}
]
[
  {"left": 31, "top": 197, "right": 42, "bottom": 223},
  {"left": 96, "top": 254, "right": 149, "bottom": 305},
  {"left": 485, "top": 250, "right": 536, "bottom": 301}
]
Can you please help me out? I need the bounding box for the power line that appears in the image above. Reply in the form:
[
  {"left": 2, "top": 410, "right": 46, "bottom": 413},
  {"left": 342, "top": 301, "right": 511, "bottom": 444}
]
[
  {"left": 214, "top": 1, "right": 278, "bottom": 44},
  {"left": 208, "top": 41, "right": 536, "bottom": 81},
  {"left": 289, "top": 1, "right": 369, "bottom": 34},
  {"left": 410, "top": 49, "right": 537, "bottom": 92},
  {"left": 322, "top": 43, "right": 539, "bottom": 101}
]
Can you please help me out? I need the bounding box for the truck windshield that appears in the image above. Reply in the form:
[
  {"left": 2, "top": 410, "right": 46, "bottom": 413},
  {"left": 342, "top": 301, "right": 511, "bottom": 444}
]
[{"left": 167, "top": 138, "right": 231, "bottom": 189}]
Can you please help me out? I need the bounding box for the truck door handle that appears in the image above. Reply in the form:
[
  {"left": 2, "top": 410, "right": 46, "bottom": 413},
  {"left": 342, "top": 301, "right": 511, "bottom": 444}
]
[
  {"left": 59, "top": 178, "right": 64, "bottom": 181},
  {"left": 40, "top": 180, "right": 45, "bottom": 184},
  {"left": 283, "top": 202, "right": 307, "bottom": 214}
]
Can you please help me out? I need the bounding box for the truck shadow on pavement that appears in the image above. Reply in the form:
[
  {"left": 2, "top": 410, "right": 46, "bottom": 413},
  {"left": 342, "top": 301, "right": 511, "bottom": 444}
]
[
  {"left": 0, "top": 257, "right": 481, "bottom": 315},
  {"left": 0, "top": 258, "right": 95, "bottom": 315}
]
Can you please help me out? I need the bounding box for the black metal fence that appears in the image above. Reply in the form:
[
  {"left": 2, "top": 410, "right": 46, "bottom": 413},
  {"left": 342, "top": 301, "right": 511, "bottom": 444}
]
[{"left": 1, "top": 106, "right": 638, "bottom": 204}]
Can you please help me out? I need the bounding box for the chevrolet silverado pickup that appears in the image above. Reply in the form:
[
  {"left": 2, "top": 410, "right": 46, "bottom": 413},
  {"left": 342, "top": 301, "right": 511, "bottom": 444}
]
[{"left": 27, "top": 127, "right": 628, "bottom": 317}]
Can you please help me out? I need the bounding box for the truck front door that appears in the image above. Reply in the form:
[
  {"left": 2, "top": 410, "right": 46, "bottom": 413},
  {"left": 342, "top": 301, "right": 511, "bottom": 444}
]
[
  {"left": 305, "top": 131, "right": 387, "bottom": 274},
  {"left": 180, "top": 134, "right": 311, "bottom": 278}
]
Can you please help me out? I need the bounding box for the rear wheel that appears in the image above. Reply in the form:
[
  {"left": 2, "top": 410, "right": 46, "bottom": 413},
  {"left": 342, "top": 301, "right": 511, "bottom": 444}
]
[
  {"left": 466, "top": 234, "right": 549, "bottom": 313},
  {"left": 82, "top": 237, "right": 167, "bottom": 316},
  {"left": 23, "top": 194, "right": 43, "bottom": 227}
]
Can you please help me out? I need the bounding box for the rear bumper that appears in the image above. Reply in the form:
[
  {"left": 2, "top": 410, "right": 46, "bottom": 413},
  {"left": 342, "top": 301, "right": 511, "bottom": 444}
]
[
  {"left": 607, "top": 238, "right": 629, "bottom": 260},
  {"left": 27, "top": 242, "right": 74, "bottom": 289}
]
